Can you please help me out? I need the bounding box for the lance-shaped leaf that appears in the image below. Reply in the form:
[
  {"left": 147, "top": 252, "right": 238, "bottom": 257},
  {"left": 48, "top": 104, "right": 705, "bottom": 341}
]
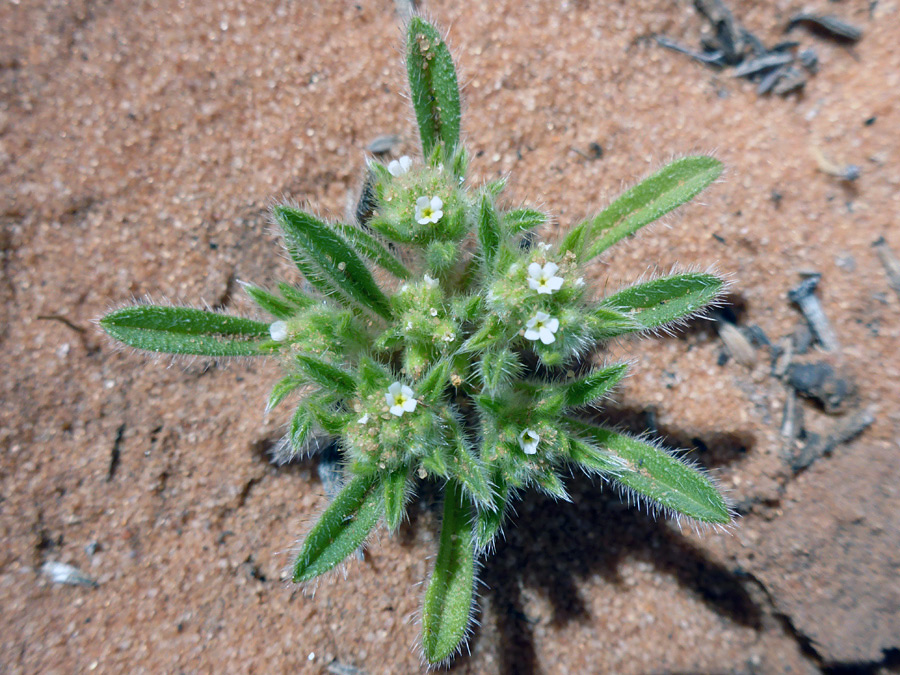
[
  {"left": 295, "top": 354, "right": 356, "bottom": 397},
  {"left": 276, "top": 282, "right": 315, "bottom": 310},
  {"left": 289, "top": 405, "right": 313, "bottom": 454},
  {"left": 422, "top": 480, "right": 476, "bottom": 664},
  {"left": 241, "top": 283, "right": 297, "bottom": 320},
  {"left": 306, "top": 399, "right": 349, "bottom": 436},
  {"left": 478, "top": 348, "right": 523, "bottom": 395},
  {"left": 100, "top": 305, "right": 271, "bottom": 357},
  {"left": 477, "top": 192, "right": 501, "bottom": 272},
  {"left": 450, "top": 442, "right": 494, "bottom": 510},
  {"left": 531, "top": 466, "right": 569, "bottom": 501},
  {"left": 588, "top": 306, "right": 642, "bottom": 341},
  {"left": 473, "top": 472, "right": 508, "bottom": 552},
  {"left": 600, "top": 273, "right": 723, "bottom": 332},
  {"left": 566, "top": 437, "right": 626, "bottom": 476},
  {"left": 450, "top": 145, "right": 469, "bottom": 181},
  {"left": 561, "top": 362, "right": 628, "bottom": 408},
  {"left": 335, "top": 223, "right": 410, "bottom": 280},
  {"left": 418, "top": 358, "right": 452, "bottom": 402},
  {"left": 406, "top": 17, "right": 461, "bottom": 158},
  {"left": 383, "top": 466, "right": 410, "bottom": 531},
  {"left": 274, "top": 206, "right": 392, "bottom": 320},
  {"left": 503, "top": 208, "right": 548, "bottom": 236},
  {"left": 566, "top": 419, "right": 731, "bottom": 524},
  {"left": 267, "top": 375, "right": 305, "bottom": 412},
  {"left": 460, "top": 314, "right": 506, "bottom": 353},
  {"left": 484, "top": 176, "right": 507, "bottom": 198},
  {"left": 561, "top": 156, "right": 722, "bottom": 262},
  {"left": 293, "top": 472, "right": 383, "bottom": 582}
]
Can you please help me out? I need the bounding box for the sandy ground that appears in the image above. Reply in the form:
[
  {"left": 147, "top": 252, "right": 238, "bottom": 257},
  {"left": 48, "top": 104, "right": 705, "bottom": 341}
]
[{"left": 1, "top": 1, "right": 899, "bottom": 673}]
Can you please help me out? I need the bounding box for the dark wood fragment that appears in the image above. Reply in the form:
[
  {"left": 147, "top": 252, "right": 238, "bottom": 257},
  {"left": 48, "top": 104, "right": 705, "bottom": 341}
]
[{"left": 786, "top": 14, "right": 863, "bottom": 43}]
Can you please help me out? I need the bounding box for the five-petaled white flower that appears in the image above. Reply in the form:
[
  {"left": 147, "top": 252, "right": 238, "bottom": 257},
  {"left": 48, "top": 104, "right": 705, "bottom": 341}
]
[
  {"left": 415, "top": 196, "right": 443, "bottom": 225},
  {"left": 269, "top": 321, "right": 288, "bottom": 342},
  {"left": 386, "top": 382, "right": 418, "bottom": 417},
  {"left": 388, "top": 155, "right": 412, "bottom": 177},
  {"left": 423, "top": 274, "right": 438, "bottom": 289},
  {"left": 524, "top": 311, "right": 559, "bottom": 344},
  {"left": 518, "top": 428, "right": 540, "bottom": 455},
  {"left": 527, "top": 262, "right": 564, "bottom": 295},
  {"left": 357, "top": 413, "right": 369, "bottom": 425}
]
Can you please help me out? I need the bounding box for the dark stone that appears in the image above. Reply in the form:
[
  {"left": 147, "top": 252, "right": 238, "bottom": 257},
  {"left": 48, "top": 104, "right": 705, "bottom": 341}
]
[{"left": 786, "top": 361, "right": 856, "bottom": 413}]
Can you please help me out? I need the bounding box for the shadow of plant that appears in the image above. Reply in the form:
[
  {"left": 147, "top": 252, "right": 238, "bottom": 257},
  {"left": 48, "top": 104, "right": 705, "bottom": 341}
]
[
  {"left": 473, "top": 471, "right": 761, "bottom": 674},
  {"left": 452, "top": 408, "right": 757, "bottom": 674}
]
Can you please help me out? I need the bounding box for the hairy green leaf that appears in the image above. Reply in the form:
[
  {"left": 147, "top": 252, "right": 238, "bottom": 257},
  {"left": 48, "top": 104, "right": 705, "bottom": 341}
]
[
  {"left": 419, "top": 359, "right": 452, "bottom": 402},
  {"left": 241, "top": 283, "right": 297, "bottom": 320},
  {"left": 274, "top": 206, "right": 392, "bottom": 319},
  {"left": 588, "top": 306, "right": 642, "bottom": 341},
  {"left": 563, "top": 156, "right": 722, "bottom": 261},
  {"left": 267, "top": 375, "right": 305, "bottom": 412},
  {"left": 293, "top": 473, "right": 383, "bottom": 582},
  {"left": 451, "top": 442, "right": 493, "bottom": 510},
  {"left": 295, "top": 354, "right": 356, "bottom": 396},
  {"left": 566, "top": 438, "right": 626, "bottom": 476},
  {"left": 600, "top": 273, "right": 723, "bottom": 331},
  {"left": 422, "top": 481, "right": 475, "bottom": 664},
  {"left": 306, "top": 400, "right": 348, "bottom": 436},
  {"left": 460, "top": 315, "right": 506, "bottom": 353},
  {"left": 503, "top": 208, "right": 548, "bottom": 236},
  {"left": 532, "top": 467, "right": 569, "bottom": 501},
  {"left": 289, "top": 405, "right": 313, "bottom": 455},
  {"left": 450, "top": 145, "right": 469, "bottom": 181},
  {"left": 562, "top": 362, "right": 629, "bottom": 408},
  {"left": 478, "top": 348, "right": 523, "bottom": 395},
  {"left": 383, "top": 466, "right": 410, "bottom": 531},
  {"left": 477, "top": 193, "right": 502, "bottom": 272},
  {"left": 473, "top": 473, "right": 508, "bottom": 552},
  {"left": 566, "top": 420, "right": 731, "bottom": 523},
  {"left": 484, "top": 176, "right": 508, "bottom": 198},
  {"left": 335, "top": 223, "right": 410, "bottom": 280},
  {"left": 407, "top": 17, "right": 461, "bottom": 158},
  {"left": 100, "top": 305, "right": 270, "bottom": 357},
  {"left": 276, "top": 282, "right": 315, "bottom": 310}
]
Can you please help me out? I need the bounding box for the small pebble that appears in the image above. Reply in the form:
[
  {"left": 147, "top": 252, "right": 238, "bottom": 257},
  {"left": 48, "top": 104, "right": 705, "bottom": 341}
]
[
  {"left": 41, "top": 561, "right": 98, "bottom": 588},
  {"left": 786, "top": 361, "right": 856, "bottom": 413}
]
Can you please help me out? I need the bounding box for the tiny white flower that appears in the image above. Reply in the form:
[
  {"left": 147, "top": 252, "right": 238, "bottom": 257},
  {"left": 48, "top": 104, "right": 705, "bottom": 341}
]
[
  {"left": 527, "top": 262, "right": 564, "bottom": 295},
  {"left": 524, "top": 311, "right": 560, "bottom": 345},
  {"left": 429, "top": 307, "right": 438, "bottom": 317},
  {"left": 358, "top": 413, "right": 369, "bottom": 425},
  {"left": 269, "top": 321, "right": 288, "bottom": 342},
  {"left": 400, "top": 283, "right": 410, "bottom": 292},
  {"left": 423, "top": 274, "right": 438, "bottom": 289},
  {"left": 518, "top": 428, "right": 540, "bottom": 455},
  {"left": 405, "top": 321, "right": 414, "bottom": 331},
  {"left": 537, "top": 241, "right": 551, "bottom": 252},
  {"left": 386, "top": 382, "right": 418, "bottom": 417},
  {"left": 415, "top": 195, "right": 443, "bottom": 225},
  {"left": 574, "top": 276, "right": 585, "bottom": 288},
  {"left": 388, "top": 155, "right": 412, "bottom": 177}
]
